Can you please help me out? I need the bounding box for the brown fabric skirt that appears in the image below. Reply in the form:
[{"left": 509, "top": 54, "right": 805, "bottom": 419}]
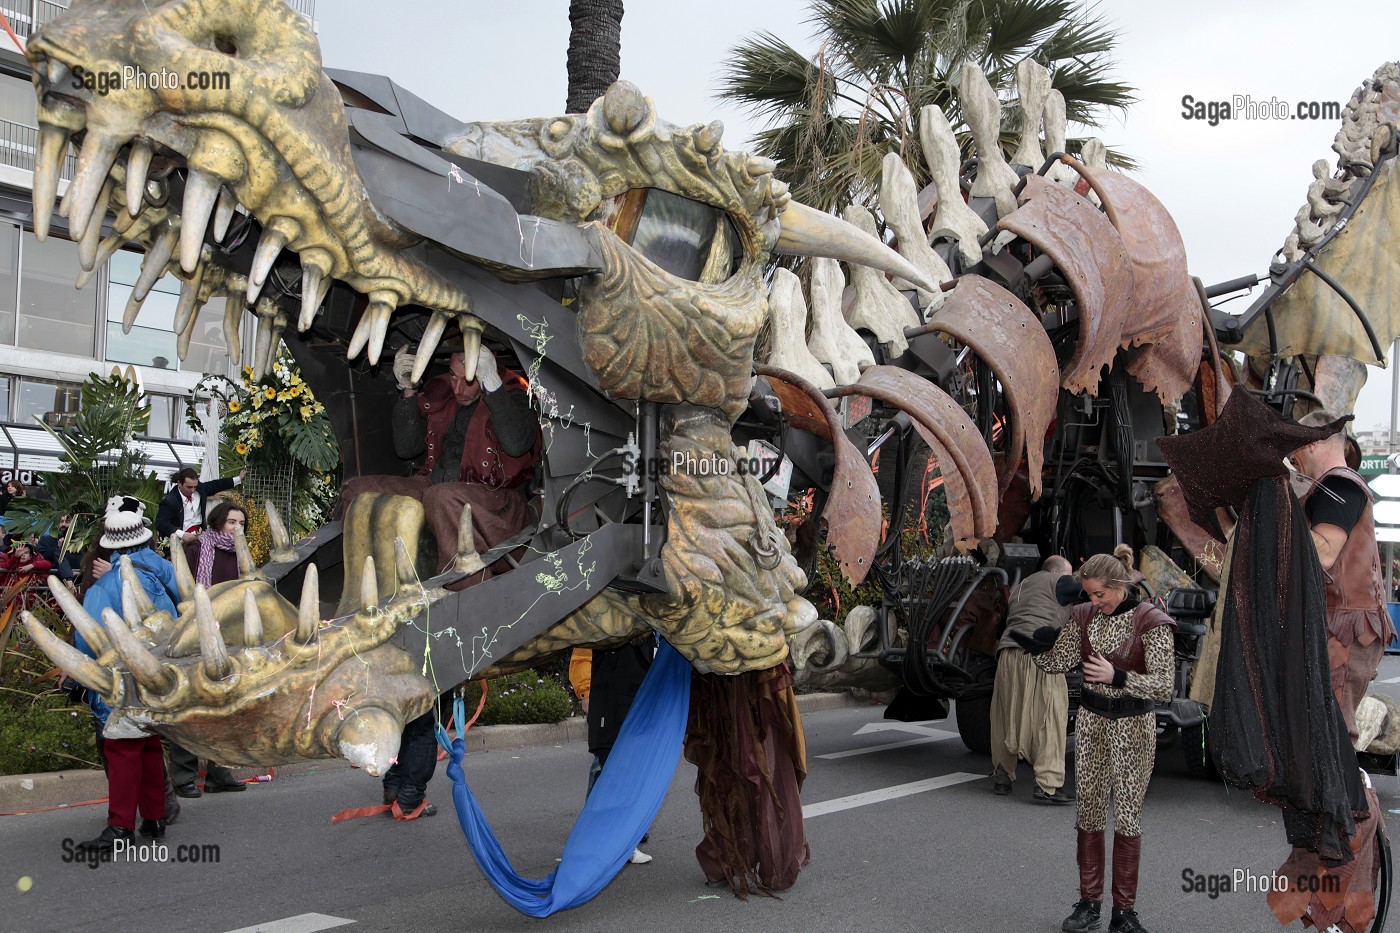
[{"left": 685, "top": 663, "right": 810, "bottom": 897}]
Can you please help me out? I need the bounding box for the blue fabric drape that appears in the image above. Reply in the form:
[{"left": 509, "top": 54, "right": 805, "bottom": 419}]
[{"left": 434, "top": 639, "right": 690, "bottom": 917}]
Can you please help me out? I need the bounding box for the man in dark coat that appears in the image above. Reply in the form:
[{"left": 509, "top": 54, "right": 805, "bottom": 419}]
[{"left": 155, "top": 466, "right": 246, "bottom": 541}]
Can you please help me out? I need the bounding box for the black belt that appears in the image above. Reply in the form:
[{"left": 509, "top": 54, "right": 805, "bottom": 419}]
[{"left": 1079, "top": 690, "right": 1154, "bottom": 720}]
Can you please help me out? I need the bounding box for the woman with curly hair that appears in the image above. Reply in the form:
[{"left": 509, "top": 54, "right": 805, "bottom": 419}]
[{"left": 1030, "top": 545, "right": 1175, "bottom": 933}]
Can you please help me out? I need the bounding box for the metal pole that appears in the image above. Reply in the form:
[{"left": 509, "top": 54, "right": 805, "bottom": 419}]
[{"left": 1388, "top": 340, "right": 1398, "bottom": 600}]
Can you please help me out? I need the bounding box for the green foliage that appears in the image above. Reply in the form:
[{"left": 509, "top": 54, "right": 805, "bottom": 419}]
[
  {"left": 721, "top": 0, "right": 1138, "bottom": 214},
  {"left": 0, "top": 603, "right": 99, "bottom": 775},
  {"left": 3, "top": 371, "right": 162, "bottom": 553},
  {"left": 0, "top": 693, "right": 98, "bottom": 775},
  {"left": 462, "top": 669, "right": 574, "bottom": 726}
]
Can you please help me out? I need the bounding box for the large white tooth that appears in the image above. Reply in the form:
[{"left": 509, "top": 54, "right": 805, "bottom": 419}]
[
  {"left": 33, "top": 124, "right": 71, "bottom": 241},
  {"left": 62, "top": 134, "right": 121, "bottom": 243},
  {"left": 458, "top": 315, "right": 484, "bottom": 381},
  {"left": 360, "top": 555, "right": 378, "bottom": 612},
  {"left": 410, "top": 311, "right": 451, "bottom": 383},
  {"left": 75, "top": 235, "right": 124, "bottom": 289},
  {"left": 222, "top": 277, "right": 247, "bottom": 361},
  {"left": 393, "top": 538, "right": 418, "bottom": 594},
  {"left": 179, "top": 170, "right": 221, "bottom": 273},
  {"left": 101, "top": 607, "right": 176, "bottom": 694},
  {"left": 119, "top": 559, "right": 157, "bottom": 618},
  {"left": 169, "top": 537, "right": 196, "bottom": 601},
  {"left": 252, "top": 301, "right": 276, "bottom": 379},
  {"left": 265, "top": 500, "right": 294, "bottom": 560},
  {"left": 132, "top": 225, "right": 178, "bottom": 304},
  {"left": 125, "top": 139, "right": 153, "bottom": 217},
  {"left": 173, "top": 260, "right": 207, "bottom": 336},
  {"left": 347, "top": 299, "right": 395, "bottom": 364},
  {"left": 246, "top": 223, "right": 293, "bottom": 304},
  {"left": 176, "top": 298, "right": 203, "bottom": 361},
  {"left": 298, "top": 263, "right": 324, "bottom": 332},
  {"left": 212, "top": 187, "right": 237, "bottom": 241},
  {"left": 234, "top": 528, "right": 256, "bottom": 578},
  {"left": 76, "top": 179, "right": 114, "bottom": 271},
  {"left": 121, "top": 290, "right": 148, "bottom": 335}
]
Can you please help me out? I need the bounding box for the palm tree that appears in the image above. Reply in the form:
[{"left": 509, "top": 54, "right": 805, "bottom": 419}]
[
  {"left": 566, "top": 0, "right": 625, "bottom": 114},
  {"left": 720, "top": 0, "right": 1137, "bottom": 214}
]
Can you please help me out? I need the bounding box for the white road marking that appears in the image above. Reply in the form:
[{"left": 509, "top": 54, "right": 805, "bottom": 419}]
[
  {"left": 816, "top": 719, "right": 957, "bottom": 759},
  {"left": 802, "top": 772, "right": 983, "bottom": 818},
  {"left": 223, "top": 914, "right": 355, "bottom": 933},
  {"left": 1379, "top": 675, "right": 1400, "bottom": 684}
]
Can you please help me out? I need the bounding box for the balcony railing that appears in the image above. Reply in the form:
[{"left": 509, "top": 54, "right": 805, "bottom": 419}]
[
  {"left": 0, "top": 116, "right": 77, "bottom": 180},
  {"left": 1, "top": 0, "right": 70, "bottom": 40}
]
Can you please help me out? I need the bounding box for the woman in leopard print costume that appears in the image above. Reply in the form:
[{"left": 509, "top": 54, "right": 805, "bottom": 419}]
[{"left": 1034, "top": 545, "right": 1175, "bottom": 933}]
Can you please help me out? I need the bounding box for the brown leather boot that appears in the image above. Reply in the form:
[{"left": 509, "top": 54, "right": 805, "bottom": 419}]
[
  {"left": 1111, "top": 833, "right": 1143, "bottom": 927},
  {"left": 1078, "top": 828, "right": 1105, "bottom": 902}
]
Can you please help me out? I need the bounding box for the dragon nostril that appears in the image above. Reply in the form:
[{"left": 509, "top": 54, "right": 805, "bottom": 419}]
[{"left": 214, "top": 35, "right": 239, "bottom": 56}]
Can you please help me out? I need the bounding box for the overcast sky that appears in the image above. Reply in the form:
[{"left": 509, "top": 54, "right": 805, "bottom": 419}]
[{"left": 317, "top": 0, "right": 1400, "bottom": 432}]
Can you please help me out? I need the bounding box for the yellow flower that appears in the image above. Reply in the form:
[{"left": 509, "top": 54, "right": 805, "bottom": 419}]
[
  {"left": 227, "top": 400, "right": 241, "bottom": 412},
  {"left": 300, "top": 405, "right": 313, "bottom": 421},
  {"left": 235, "top": 443, "right": 248, "bottom": 455},
  {"left": 288, "top": 386, "right": 302, "bottom": 397},
  {"left": 277, "top": 390, "right": 293, "bottom": 402},
  {"left": 264, "top": 386, "right": 277, "bottom": 400},
  {"left": 243, "top": 366, "right": 253, "bottom": 378}
]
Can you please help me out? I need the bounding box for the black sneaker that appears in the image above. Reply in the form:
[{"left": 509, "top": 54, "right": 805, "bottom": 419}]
[
  {"left": 1062, "top": 899, "right": 1102, "bottom": 932},
  {"left": 138, "top": 819, "right": 166, "bottom": 839},
  {"left": 1035, "top": 785, "right": 1077, "bottom": 805},
  {"left": 204, "top": 780, "right": 246, "bottom": 793},
  {"left": 991, "top": 766, "right": 1012, "bottom": 796},
  {"left": 76, "top": 825, "right": 135, "bottom": 853},
  {"left": 1109, "top": 907, "right": 1148, "bottom": 933},
  {"left": 174, "top": 782, "right": 203, "bottom": 798}
]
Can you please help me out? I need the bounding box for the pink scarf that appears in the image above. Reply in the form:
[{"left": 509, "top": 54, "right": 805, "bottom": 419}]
[{"left": 195, "top": 529, "right": 236, "bottom": 586}]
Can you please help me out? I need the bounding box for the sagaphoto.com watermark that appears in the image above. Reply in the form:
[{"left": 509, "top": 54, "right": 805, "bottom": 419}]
[
  {"left": 69, "top": 64, "right": 231, "bottom": 97},
  {"left": 1181, "top": 867, "right": 1340, "bottom": 899},
  {"left": 1181, "top": 94, "right": 1342, "bottom": 127},
  {"left": 60, "top": 837, "right": 222, "bottom": 870}
]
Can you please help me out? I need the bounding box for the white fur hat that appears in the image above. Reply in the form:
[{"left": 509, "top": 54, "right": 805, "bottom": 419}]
[{"left": 99, "top": 495, "right": 153, "bottom": 549}]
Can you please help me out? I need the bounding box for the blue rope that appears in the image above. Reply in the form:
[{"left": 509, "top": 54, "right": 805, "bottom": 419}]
[{"left": 434, "top": 639, "right": 690, "bottom": 916}]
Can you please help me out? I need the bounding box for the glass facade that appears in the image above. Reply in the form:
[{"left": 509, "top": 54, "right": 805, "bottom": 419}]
[
  {"left": 17, "top": 233, "right": 97, "bottom": 356},
  {"left": 106, "top": 249, "right": 179, "bottom": 370},
  {"left": 0, "top": 221, "right": 16, "bottom": 345}
]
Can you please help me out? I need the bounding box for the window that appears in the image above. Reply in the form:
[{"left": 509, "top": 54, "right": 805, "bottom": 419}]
[
  {"left": 18, "top": 233, "right": 96, "bottom": 355},
  {"left": 106, "top": 249, "right": 178, "bottom": 370},
  {"left": 146, "top": 394, "right": 174, "bottom": 439},
  {"left": 0, "top": 375, "right": 10, "bottom": 420},
  {"left": 15, "top": 377, "right": 80, "bottom": 428},
  {"left": 0, "top": 221, "right": 16, "bottom": 344}
]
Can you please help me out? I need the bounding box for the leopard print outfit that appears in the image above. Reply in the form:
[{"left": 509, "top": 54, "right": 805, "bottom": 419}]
[{"left": 1036, "top": 603, "right": 1174, "bottom": 835}]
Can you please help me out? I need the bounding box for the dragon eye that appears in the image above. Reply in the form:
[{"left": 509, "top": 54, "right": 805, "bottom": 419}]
[{"left": 611, "top": 188, "right": 742, "bottom": 284}]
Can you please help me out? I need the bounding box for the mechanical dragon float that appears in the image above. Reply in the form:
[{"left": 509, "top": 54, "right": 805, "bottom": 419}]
[{"left": 19, "top": 0, "right": 1400, "bottom": 893}]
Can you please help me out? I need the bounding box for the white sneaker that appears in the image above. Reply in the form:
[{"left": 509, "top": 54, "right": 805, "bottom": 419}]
[{"left": 629, "top": 848, "right": 653, "bottom": 865}]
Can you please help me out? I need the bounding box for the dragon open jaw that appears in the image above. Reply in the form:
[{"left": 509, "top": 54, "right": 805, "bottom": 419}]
[{"left": 27, "top": 0, "right": 479, "bottom": 375}]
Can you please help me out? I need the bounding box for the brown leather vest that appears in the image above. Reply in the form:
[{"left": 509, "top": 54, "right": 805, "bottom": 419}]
[
  {"left": 1301, "top": 466, "right": 1385, "bottom": 610},
  {"left": 415, "top": 368, "right": 539, "bottom": 488},
  {"left": 1072, "top": 602, "right": 1175, "bottom": 674}
]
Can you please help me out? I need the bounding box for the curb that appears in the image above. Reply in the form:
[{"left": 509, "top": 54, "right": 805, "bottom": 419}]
[{"left": 0, "top": 692, "right": 862, "bottom": 815}]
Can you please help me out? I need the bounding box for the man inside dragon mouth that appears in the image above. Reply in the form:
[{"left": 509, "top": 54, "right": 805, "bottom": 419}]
[{"left": 17, "top": 0, "right": 943, "bottom": 900}]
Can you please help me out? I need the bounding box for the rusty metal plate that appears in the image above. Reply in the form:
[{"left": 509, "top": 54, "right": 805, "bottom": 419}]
[
  {"left": 997, "top": 174, "right": 1134, "bottom": 395},
  {"left": 1071, "top": 164, "right": 1201, "bottom": 403},
  {"left": 1153, "top": 475, "right": 1226, "bottom": 582},
  {"left": 838, "top": 366, "right": 999, "bottom": 548},
  {"left": 920, "top": 274, "right": 1059, "bottom": 500},
  {"left": 756, "top": 364, "right": 880, "bottom": 585}
]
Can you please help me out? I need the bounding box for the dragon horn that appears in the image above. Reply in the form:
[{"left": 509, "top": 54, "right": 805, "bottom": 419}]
[
  {"left": 120, "top": 578, "right": 147, "bottom": 634},
  {"left": 169, "top": 537, "right": 196, "bottom": 601},
  {"left": 360, "top": 556, "right": 378, "bottom": 612},
  {"left": 775, "top": 200, "right": 937, "bottom": 294},
  {"left": 21, "top": 611, "right": 115, "bottom": 696},
  {"left": 264, "top": 500, "right": 295, "bottom": 563},
  {"left": 194, "top": 585, "right": 233, "bottom": 680},
  {"left": 242, "top": 588, "right": 263, "bottom": 645},
  {"left": 101, "top": 607, "right": 176, "bottom": 694},
  {"left": 234, "top": 527, "right": 256, "bottom": 578},
  {"left": 393, "top": 538, "right": 418, "bottom": 593},
  {"left": 296, "top": 563, "right": 320, "bottom": 644},
  {"left": 48, "top": 575, "right": 112, "bottom": 660},
  {"left": 119, "top": 558, "right": 156, "bottom": 617},
  {"left": 454, "top": 503, "right": 485, "bottom": 574}
]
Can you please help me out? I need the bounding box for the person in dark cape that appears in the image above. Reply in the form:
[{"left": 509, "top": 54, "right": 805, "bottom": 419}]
[{"left": 1158, "top": 390, "right": 1382, "bottom": 933}]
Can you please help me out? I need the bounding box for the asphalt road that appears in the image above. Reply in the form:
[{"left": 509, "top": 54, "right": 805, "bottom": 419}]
[{"left": 4, "top": 661, "right": 1400, "bottom": 933}]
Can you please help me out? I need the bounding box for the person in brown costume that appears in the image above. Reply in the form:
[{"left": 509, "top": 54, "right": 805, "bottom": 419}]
[
  {"left": 1289, "top": 409, "right": 1396, "bottom": 744},
  {"left": 1029, "top": 545, "right": 1174, "bottom": 933}
]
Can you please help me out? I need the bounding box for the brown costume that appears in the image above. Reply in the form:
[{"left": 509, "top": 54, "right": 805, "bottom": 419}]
[
  {"left": 1299, "top": 466, "right": 1395, "bottom": 742},
  {"left": 342, "top": 365, "right": 540, "bottom": 580}
]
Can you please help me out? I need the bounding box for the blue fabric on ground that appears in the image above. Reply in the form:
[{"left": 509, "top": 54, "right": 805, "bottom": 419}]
[{"left": 434, "top": 639, "right": 690, "bottom": 917}]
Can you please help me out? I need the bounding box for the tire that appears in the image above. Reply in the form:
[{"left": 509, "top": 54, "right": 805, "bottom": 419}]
[
  {"left": 1181, "top": 720, "right": 1218, "bottom": 779},
  {"left": 1370, "top": 828, "right": 1392, "bottom": 933},
  {"left": 956, "top": 693, "right": 992, "bottom": 755}
]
